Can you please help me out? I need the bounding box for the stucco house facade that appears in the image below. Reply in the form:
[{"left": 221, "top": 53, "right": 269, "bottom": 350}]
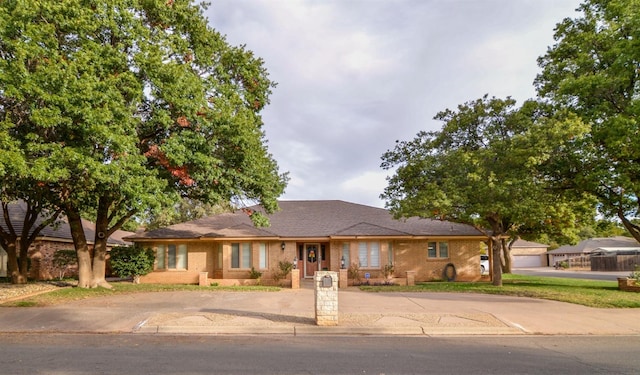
[{"left": 126, "top": 200, "right": 489, "bottom": 285}]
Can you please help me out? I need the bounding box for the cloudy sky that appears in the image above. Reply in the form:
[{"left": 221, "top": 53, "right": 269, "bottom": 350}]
[{"left": 206, "top": 0, "right": 582, "bottom": 208}]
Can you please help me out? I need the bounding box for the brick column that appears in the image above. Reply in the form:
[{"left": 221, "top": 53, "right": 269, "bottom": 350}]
[
  {"left": 291, "top": 269, "right": 300, "bottom": 289},
  {"left": 199, "top": 272, "right": 209, "bottom": 286},
  {"left": 338, "top": 269, "right": 348, "bottom": 289},
  {"left": 314, "top": 271, "right": 338, "bottom": 326},
  {"left": 406, "top": 270, "right": 416, "bottom": 286}
]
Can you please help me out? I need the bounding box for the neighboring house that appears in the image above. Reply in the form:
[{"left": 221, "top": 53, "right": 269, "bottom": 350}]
[
  {"left": 510, "top": 239, "right": 550, "bottom": 268},
  {"left": 125, "top": 200, "right": 489, "bottom": 285},
  {"left": 0, "top": 201, "right": 133, "bottom": 280},
  {"left": 547, "top": 236, "right": 640, "bottom": 268}
]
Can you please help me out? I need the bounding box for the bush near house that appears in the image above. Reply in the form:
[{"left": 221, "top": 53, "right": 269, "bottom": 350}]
[
  {"left": 272, "top": 261, "right": 293, "bottom": 285},
  {"left": 109, "top": 246, "right": 155, "bottom": 284},
  {"left": 52, "top": 249, "right": 77, "bottom": 280}
]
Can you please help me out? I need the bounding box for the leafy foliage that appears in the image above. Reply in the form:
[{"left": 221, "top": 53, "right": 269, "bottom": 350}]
[
  {"left": 0, "top": 0, "right": 287, "bottom": 287},
  {"left": 249, "top": 266, "right": 262, "bottom": 280},
  {"left": 272, "top": 260, "right": 293, "bottom": 284},
  {"left": 109, "top": 245, "right": 155, "bottom": 283},
  {"left": 143, "top": 198, "right": 233, "bottom": 230},
  {"left": 535, "top": 0, "right": 640, "bottom": 242},
  {"left": 52, "top": 249, "right": 77, "bottom": 280},
  {"left": 381, "top": 96, "right": 594, "bottom": 285}
]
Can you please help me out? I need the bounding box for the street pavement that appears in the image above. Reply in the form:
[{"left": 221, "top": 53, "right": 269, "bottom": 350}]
[{"left": 1, "top": 280, "right": 639, "bottom": 336}]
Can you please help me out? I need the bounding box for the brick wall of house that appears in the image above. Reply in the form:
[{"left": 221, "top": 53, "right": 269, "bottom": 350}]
[
  {"left": 392, "top": 239, "right": 482, "bottom": 282},
  {"left": 137, "top": 238, "right": 483, "bottom": 284},
  {"left": 28, "top": 240, "right": 77, "bottom": 281},
  {"left": 139, "top": 270, "right": 200, "bottom": 284},
  {"left": 137, "top": 241, "right": 207, "bottom": 284}
]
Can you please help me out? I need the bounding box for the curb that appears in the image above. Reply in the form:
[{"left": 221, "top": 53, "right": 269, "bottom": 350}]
[{"left": 134, "top": 325, "right": 525, "bottom": 336}]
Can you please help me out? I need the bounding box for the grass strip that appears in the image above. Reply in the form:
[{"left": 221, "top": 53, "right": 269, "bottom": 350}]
[{"left": 359, "top": 274, "right": 640, "bottom": 308}]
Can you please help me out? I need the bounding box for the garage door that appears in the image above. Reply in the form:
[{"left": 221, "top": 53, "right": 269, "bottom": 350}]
[{"left": 512, "top": 255, "right": 543, "bottom": 268}]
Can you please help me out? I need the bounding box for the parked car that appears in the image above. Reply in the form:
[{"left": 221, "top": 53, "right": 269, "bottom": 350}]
[{"left": 480, "top": 255, "right": 489, "bottom": 274}]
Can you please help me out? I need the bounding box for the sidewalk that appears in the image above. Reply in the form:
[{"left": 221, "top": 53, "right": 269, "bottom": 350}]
[{"left": 1, "top": 286, "right": 639, "bottom": 336}]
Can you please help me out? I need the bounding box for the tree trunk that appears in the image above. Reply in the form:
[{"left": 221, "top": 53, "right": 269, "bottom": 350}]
[
  {"left": 4, "top": 241, "right": 26, "bottom": 284},
  {"left": 490, "top": 236, "right": 502, "bottom": 286},
  {"left": 91, "top": 197, "right": 114, "bottom": 289},
  {"left": 65, "top": 204, "right": 94, "bottom": 288},
  {"left": 501, "top": 238, "right": 512, "bottom": 274},
  {"left": 619, "top": 210, "right": 640, "bottom": 243}
]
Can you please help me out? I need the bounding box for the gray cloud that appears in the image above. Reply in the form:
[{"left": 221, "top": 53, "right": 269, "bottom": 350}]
[{"left": 206, "top": 0, "right": 581, "bottom": 208}]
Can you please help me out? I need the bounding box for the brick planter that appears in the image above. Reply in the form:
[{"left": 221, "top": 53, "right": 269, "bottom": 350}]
[{"left": 618, "top": 278, "right": 640, "bottom": 292}]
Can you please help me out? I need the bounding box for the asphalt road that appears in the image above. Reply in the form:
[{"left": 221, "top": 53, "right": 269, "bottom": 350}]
[
  {"left": 1, "top": 333, "right": 639, "bottom": 375},
  {"left": 513, "top": 267, "right": 629, "bottom": 281}
]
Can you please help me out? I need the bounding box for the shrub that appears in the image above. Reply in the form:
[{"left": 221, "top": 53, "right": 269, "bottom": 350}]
[
  {"left": 249, "top": 267, "right": 262, "bottom": 285},
  {"left": 629, "top": 265, "right": 640, "bottom": 282},
  {"left": 348, "top": 263, "right": 360, "bottom": 282},
  {"left": 382, "top": 263, "right": 394, "bottom": 279},
  {"left": 52, "top": 249, "right": 77, "bottom": 280},
  {"left": 272, "top": 260, "right": 293, "bottom": 284},
  {"left": 109, "top": 245, "right": 155, "bottom": 284}
]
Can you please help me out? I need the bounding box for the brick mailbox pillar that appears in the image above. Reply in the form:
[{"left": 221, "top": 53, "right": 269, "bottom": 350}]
[
  {"left": 291, "top": 269, "right": 300, "bottom": 289},
  {"left": 338, "top": 269, "right": 348, "bottom": 289},
  {"left": 406, "top": 270, "right": 416, "bottom": 286},
  {"left": 199, "top": 272, "right": 209, "bottom": 287},
  {"left": 314, "top": 271, "right": 338, "bottom": 326}
]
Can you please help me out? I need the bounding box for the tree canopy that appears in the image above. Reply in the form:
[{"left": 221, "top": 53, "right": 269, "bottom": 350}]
[
  {"left": 381, "top": 96, "right": 592, "bottom": 285},
  {"left": 0, "top": 0, "right": 287, "bottom": 287},
  {"left": 535, "top": 0, "right": 640, "bottom": 242}
]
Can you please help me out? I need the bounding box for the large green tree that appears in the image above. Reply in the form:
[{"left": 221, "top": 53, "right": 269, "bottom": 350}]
[
  {"left": 381, "top": 96, "right": 591, "bottom": 285},
  {"left": 0, "top": 0, "right": 287, "bottom": 288},
  {"left": 535, "top": 0, "right": 640, "bottom": 242}
]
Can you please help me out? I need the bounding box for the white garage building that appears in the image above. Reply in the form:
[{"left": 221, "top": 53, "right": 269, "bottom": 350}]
[{"left": 510, "top": 239, "right": 549, "bottom": 268}]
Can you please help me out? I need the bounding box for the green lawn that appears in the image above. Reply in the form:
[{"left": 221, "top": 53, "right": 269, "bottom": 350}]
[{"left": 359, "top": 274, "right": 640, "bottom": 308}]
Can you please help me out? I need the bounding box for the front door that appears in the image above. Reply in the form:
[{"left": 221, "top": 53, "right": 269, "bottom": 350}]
[{"left": 304, "top": 243, "right": 320, "bottom": 278}]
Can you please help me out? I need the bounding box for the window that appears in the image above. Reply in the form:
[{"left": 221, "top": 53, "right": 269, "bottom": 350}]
[
  {"left": 156, "top": 244, "right": 187, "bottom": 270},
  {"left": 231, "top": 243, "right": 252, "bottom": 269},
  {"left": 358, "top": 242, "right": 380, "bottom": 268},
  {"left": 342, "top": 243, "right": 350, "bottom": 267},
  {"left": 388, "top": 242, "right": 394, "bottom": 264},
  {"left": 427, "top": 241, "right": 449, "bottom": 259},
  {"left": 259, "top": 243, "right": 268, "bottom": 269}
]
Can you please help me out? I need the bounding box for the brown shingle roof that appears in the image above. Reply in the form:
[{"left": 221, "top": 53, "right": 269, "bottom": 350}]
[
  {"left": 1, "top": 200, "right": 133, "bottom": 245},
  {"left": 128, "top": 200, "right": 485, "bottom": 240}
]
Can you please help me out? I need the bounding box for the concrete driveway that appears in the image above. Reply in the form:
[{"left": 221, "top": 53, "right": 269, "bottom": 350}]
[{"left": 1, "top": 287, "right": 639, "bottom": 336}]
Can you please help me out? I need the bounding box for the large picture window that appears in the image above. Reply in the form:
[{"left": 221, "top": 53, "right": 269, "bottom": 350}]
[
  {"left": 156, "top": 244, "right": 187, "bottom": 270},
  {"left": 358, "top": 242, "right": 380, "bottom": 268},
  {"left": 427, "top": 242, "right": 449, "bottom": 259},
  {"left": 231, "top": 243, "right": 252, "bottom": 269}
]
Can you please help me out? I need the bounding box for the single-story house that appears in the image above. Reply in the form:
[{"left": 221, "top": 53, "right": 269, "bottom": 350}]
[
  {"left": 547, "top": 236, "right": 640, "bottom": 270},
  {"left": 125, "top": 200, "right": 489, "bottom": 285},
  {"left": 510, "top": 239, "right": 549, "bottom": 268},
  {"left": 0, "top": 201, "right": 132, "bottom": 279}
]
